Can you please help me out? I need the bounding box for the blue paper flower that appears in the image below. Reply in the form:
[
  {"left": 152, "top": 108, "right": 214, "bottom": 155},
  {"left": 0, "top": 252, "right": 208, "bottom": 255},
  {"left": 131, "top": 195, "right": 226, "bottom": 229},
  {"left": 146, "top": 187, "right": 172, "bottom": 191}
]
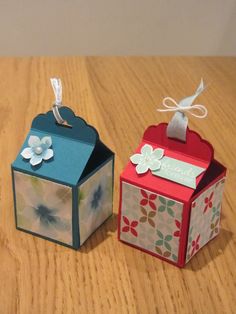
[
  {"left": 35, "top": 204, "right": 59, "bottom": 227},
  {"left": 91, "top": 184, "right": 103, "bottom": 210},
  {"left": 21, "top": 135, "right": 54, "bottom": 166},
  {"left": 33, "top": 204, "right": 70, "bottom": 232},
  {"left": 130, "top": 144, "right": 164, "bottom": 174}
]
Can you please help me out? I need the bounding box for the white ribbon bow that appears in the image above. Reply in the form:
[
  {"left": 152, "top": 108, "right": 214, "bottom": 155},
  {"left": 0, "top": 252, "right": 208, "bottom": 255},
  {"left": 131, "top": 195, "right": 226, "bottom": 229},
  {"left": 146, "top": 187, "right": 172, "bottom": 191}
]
[
  {"left": 157, "top": 79, "right": 208, "bottom": 142},
  {"left": 157, "top": 79, "right": 208, "bottom": 119}
]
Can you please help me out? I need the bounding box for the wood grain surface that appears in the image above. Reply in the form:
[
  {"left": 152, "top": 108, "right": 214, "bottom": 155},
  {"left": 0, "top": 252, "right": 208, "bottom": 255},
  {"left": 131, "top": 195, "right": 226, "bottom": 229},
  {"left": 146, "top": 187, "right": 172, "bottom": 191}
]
[{"left": 0, "top": 57, "right": 235, "bottom": 314}]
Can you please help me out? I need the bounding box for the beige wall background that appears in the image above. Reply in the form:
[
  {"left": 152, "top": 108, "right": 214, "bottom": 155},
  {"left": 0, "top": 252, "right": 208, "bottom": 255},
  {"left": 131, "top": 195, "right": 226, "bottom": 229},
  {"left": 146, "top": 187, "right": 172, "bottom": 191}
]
[{"left": 0, "top": 0, "right": 235, "bottom": 56}]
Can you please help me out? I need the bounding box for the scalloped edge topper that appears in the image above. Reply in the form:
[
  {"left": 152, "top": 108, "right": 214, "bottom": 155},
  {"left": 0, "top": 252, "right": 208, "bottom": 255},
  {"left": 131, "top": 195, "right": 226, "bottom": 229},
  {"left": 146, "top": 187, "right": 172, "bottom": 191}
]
[
  {"left": 31, "top": 107, "right": 99, "bottom": 145},
  {"left": 143, "top": 123, "right": 214, "bottom": 163}
]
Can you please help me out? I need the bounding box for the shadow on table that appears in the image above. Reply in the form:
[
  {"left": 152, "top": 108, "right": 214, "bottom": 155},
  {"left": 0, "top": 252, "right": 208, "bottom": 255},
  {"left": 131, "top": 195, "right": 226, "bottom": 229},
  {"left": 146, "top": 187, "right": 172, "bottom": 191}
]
[
  {"left": 79, "top": 213, "right": 118, "bottom": 254},
  {"left": 185, "top": 228, "right": 233, "bottom": 272},
  {"left": 116, "top": 227, "right": 233, "bottom": 273}
]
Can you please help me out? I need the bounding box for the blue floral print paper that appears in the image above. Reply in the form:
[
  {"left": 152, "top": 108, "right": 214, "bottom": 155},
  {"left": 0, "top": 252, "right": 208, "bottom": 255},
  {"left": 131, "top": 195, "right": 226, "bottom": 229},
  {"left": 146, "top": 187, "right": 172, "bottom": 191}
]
[
  {"left": 78, "top": 160, "right": 113, "bottom": 245},
  {"left": 14, "top": 171, "right": 73, "bottom": 245}
]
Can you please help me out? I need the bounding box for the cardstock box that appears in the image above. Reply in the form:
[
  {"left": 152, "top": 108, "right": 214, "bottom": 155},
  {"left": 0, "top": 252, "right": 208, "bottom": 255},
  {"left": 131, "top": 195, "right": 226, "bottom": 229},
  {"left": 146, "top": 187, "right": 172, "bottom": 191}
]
[
  {"left": 118, "top": 123, "right": 226, "bottom": 267},
  {"left": 12, "top": 107, "right": 114, "bottom": 249}
]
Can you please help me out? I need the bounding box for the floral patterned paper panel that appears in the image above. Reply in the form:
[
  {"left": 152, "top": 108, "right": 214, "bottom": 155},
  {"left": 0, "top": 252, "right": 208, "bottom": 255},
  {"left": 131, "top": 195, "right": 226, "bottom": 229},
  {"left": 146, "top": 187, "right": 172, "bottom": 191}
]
[
  {"left": 120, "top": 182, "right": 184, "bottom": 263},
  {"left": 14, "top": 171, "right": 73, "bottom": 245},
  {"left": 78, "top": 160, "right": 113, "bottom": 245},
  {"left": 186, "top": 178, "right": 225, "bottom": 263}
]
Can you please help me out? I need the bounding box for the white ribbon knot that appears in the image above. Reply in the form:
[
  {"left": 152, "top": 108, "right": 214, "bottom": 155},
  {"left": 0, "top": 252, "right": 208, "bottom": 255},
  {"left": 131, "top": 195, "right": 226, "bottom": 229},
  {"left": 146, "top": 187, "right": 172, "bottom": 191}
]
[{"left": 157, "top": 79, "right": 208, "bottom": 119}]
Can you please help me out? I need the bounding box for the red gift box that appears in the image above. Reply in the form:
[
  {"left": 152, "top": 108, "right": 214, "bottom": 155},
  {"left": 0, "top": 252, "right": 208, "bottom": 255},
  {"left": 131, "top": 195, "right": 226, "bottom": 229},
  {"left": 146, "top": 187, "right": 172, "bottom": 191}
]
[{"left": 118, "top": 123, "right": 226, "bottom": 267}]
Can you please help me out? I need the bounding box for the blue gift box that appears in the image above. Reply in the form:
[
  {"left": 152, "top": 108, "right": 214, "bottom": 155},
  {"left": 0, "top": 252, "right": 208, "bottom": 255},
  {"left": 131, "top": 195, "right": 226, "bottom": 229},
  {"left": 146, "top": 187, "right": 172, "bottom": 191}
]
[{"left": 12, "top": 107, "right": 114, "bottom": 248}]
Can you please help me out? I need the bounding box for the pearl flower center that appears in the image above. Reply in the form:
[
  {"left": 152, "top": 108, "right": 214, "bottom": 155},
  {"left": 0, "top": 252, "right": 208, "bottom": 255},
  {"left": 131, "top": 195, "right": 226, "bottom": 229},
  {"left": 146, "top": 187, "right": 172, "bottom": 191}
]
[
  {"left": 144, "top": 155, "right": 151, "bottom": 162},
  {"left": 35, "top": 146, "right": 43, "bottom": 155}
]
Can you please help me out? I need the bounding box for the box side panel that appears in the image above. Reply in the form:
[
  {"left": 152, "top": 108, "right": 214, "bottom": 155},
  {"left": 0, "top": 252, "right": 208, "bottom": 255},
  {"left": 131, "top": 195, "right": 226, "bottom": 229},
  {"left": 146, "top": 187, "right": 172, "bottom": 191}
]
[
  {"left": 185, "top": 177, "right": 226, "bottom": 263},
  {"left": 119, "top": 181, "right": 184, "bottom": 265},
  {"left": 12, "top": 169, "right": 74, "bottom": 247},
  {"left": 78, "top": 158, "right": 113, "bottom": 246}
]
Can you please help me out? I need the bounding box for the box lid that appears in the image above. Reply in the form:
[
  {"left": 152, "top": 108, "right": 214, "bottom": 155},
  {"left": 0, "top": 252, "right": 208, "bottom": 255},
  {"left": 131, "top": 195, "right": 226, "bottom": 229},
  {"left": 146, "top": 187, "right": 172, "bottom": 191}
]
[{"left": 12, "top": 107, "right": 99, "bottom": 186}]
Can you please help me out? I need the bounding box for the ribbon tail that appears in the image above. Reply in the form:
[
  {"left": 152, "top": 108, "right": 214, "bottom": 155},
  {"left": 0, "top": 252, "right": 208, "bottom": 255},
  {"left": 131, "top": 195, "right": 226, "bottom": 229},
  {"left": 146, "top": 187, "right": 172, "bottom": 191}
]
[
  {"left": 178, "top": 79, "right": 205, "bottom": 108},
  {"left": 196, "top": 78, "right": 205, "bottom": 95}
]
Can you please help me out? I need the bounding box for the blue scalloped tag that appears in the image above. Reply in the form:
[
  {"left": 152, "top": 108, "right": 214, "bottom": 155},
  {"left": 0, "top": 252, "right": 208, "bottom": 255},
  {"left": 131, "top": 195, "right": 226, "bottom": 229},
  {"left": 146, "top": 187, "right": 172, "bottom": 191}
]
[{"left": 32, "top": 107, "right": 98, "bottom": 144}]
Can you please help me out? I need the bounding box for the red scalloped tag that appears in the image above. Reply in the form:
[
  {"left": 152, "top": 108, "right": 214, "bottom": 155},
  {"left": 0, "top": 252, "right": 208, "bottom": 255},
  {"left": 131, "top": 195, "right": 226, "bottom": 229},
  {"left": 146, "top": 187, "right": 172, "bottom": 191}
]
[
  {"left": 142, "top": 123, "right": 213, "bottom": 188},
  {"left": 143, "top": 123, "right": 213, "bottom": 163}
]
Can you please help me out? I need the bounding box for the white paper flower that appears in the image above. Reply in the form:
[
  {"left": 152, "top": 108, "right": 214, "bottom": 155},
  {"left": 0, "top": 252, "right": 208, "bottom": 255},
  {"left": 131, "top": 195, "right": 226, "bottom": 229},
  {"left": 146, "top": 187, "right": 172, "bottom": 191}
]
[
  {"left": 21, "top": 135, "right": 54, "bottom": 166},
  {"left": 130, "top": 144, "right": 164, "bottom": 174}
]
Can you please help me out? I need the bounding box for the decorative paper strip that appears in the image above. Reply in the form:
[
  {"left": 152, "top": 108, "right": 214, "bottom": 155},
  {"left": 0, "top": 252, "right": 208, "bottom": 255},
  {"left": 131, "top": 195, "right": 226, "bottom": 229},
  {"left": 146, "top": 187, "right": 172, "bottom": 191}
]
[{"left": 152, "top": 156, "right": 205, "bottom": 189}]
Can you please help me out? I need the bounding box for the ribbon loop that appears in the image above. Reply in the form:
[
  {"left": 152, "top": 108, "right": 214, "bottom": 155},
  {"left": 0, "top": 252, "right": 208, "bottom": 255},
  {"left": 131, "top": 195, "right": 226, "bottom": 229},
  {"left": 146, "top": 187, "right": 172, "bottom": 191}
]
[
  {"left": 159, "top": 97, "right": 208, "bottom": 118},
  {"left": 50, "top": 78, "right": 65, "bottom": 125},
  {"left": 157, "top": 79, "right": 208, "bottom": 142},
  {"left": 51, "top": 78, "right": 62, "bottom": 106}
]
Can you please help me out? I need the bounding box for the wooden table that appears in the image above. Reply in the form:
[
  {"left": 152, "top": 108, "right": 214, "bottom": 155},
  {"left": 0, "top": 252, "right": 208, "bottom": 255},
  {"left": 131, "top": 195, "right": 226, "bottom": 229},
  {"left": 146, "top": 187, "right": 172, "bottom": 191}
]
[{"left": 0, "top": 57, "right": 235, "bottom": 314}]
